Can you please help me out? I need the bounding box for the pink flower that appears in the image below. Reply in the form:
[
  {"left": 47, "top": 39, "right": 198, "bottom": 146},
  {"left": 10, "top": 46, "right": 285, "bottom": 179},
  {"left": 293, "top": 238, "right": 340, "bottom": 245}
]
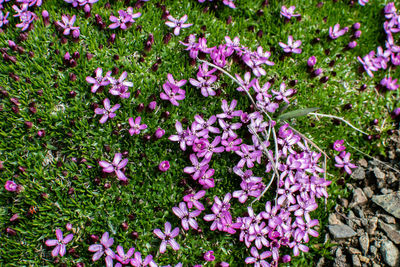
[
  {"left": 153, "top": 222, "right": 180, "bottom": 253},
  {"left": 159, "top": 161, "right": 170, "bottom": 172},
  {"left": 335, "top": 151, "right": 357, "bottom": 174},
  {"left": 279, "top": 35, "right": 302, "bottom": 54},
  {"left": 99, "top": 153, "right": 129, "bottom": 181},
  {"left": 172, "top": 202, "right": 201, "bottom": 231},
  {"left": 329, "top": 24, "right": 349, "bottom": 40},
  {"left": 128, "top": 117, "right": 147, "bottom": 135},
  {"left": 160, "top": 82, "right": 185, "bottom": 106},
  {"left": 165, "top": 14, "right": 192, "bottom": 36},
  {"left": 154, "top": 128, "right": 165, "bottom": 139},
  {"left": 332, "top": 140, "right": 346, "bottom": 151},
  {"left": 45, "top": 229, "right": 74, "bottom": 257},
  {"left": 5, "top": 180, "right": 18, "bottom": 192},
  {"left": 95, "top": 98, "right": 121, "bottom": 124},
  {"left": 183, "top": 190, "right": 206, "bottom": 210},
  {"left": 204, "top": 250, "right": 215, "bottom": 262}
]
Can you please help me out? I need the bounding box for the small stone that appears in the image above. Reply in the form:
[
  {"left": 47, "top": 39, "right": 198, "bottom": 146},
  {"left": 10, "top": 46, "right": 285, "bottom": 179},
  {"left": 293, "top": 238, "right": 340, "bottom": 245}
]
[
  {"left": 329, "top": 213, "right": 342, "bottom": 225},
  {"left": 372, "top": 191, "right": 400, "bottom": 219},
  {"left": 328, "top": 224, "right": 357, "bottom": 239},
  {"left": 359, "top": 232, "right": 369, "bottom": 255},
  {"left": 358, "top": 255, "right": 370, "bottom": 263},
  {"left": 387, "top": 172, "right": 397, "bottom": 184},
  {"left": 354, "top": 206, "right": 365, "bottom": 218},
  {"left": 350, "top": 188, "right": 368, "bottom": 208},
  {"left": 380, "top": 240, "right": 400, "bottom": 267},
  {"left": 370, "top": 245, "right": 378, "bottom": 257},
  {"left": 316, "top": 257, "right": 325, "bottom": 267},
  {"left": 373, "top": 167, "right": 385, "bottom": 179},
  {"left": 388, "top": 150, "right": 396, "bottom": 160},
  {"left": 358, "top": 158, "right": 368, "bottom": 167},
  {"left": 351, "top": 167, "right": 366, "bottom": 180},
  {"left": 363, "top": 187, "right": 374, "bottom": 199},
  {"left": 378, "top": 221, "right": 400, "bottom": 244},
  {"left": 339, "top": 198, "right": 349, "bottom": 208},
  {"left": 352, "top": 255, "right": 362, "bottom": 267},
  {"left": 367, "top": 217, "right": 378, "bottom": 235},
  {"left": 379, "top": 214, "right": 396, "bottom": 224},
  {"left": 348, "top": 247, "right": 361, "bottom": 254}
]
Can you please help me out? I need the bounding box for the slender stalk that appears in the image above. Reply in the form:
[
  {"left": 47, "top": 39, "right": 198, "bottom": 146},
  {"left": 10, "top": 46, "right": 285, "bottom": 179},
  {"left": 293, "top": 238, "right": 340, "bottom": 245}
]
[
  {"left": 251, "top": 173, "right": 276, "bottom": 205},
  {"left": 309, "top": 112, "right": 368, "bottom": 135}
]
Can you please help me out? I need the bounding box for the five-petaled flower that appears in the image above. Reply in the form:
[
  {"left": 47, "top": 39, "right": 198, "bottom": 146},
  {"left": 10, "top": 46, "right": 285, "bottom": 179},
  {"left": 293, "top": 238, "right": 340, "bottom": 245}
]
[
  {"left": 279, "top": 35, "right": 302, "bottom": 54},
  {"left": 45, "top": 229, "right": 74, "bottom": 257},
  {"left": 153, "top": 222, "right": 180, "bottom": 253},
  {"left": 165, "top": 14, "right": 192, "bottom": 36},
  {"left": 56, "top": 14, "right": 79, "bottom": 35},
  {"left": 99, "top": 153, "right": 129, "bottom": 181},
  {"left": 95, "top": 98, "right": 121, "bottom": 124},
  {"left": 333, "top": 140, "right": 346, "bottom": 152},
  {"left": 335, "top": 151, "right": 357, "bottom": 174},
  {"left": 88, "top": 232, "right": 115, "bottom": 267},
  {"left": 128, "top": 117, "right": 147, "bottom": 135},
  {"left": 86, "top": 68, "right": 111, "bottom": 93},
  {"left": 172, "top": 201, "right": 202, "bottom": 231}
]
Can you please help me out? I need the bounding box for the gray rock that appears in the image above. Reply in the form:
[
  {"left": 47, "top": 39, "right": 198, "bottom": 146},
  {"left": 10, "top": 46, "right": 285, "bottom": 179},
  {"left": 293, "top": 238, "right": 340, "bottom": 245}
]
[
  {"left": 389, "top": 150, "right": 396, "bottom": 160},
  {"left": 350, "top": 188, "right": 368, "bottom": 208},
  {"left": 359, "top": 232, "right": 369, "bottom": 255},
  {"left": 374, "top": 167, "right": 386, "bottom": 179},
  {"left": 339, "top": 198, "right": 349, "bottom": 208},
  {"left": 379, "top": 221, "right": 400, "bottom": 244},
  {"left": 358, "top": 158, "right": 368, "bottom": 167},
  {"left": 329, "top": 213, "right": 342, "bottom": 225},
  {"left": 328, "top": 224, "right": 357, "bottom": 239},
  {"left": 351, "top": 167, "right": 366, "bottom": 180},
  {"left": 316, "top": 257, "right": 325, "bottom": 267},
  {"left": 372, "top": 191, "right": 400, "bottom": 219},
  {"left": 370, "top": 245, "right": 378, "bottom": 257},
  {"left": 363, "top": 186, "right": 374, "bottom": 199},
  {"left": 387, "top": 171, "right": 398, "bottom": 184},
  {"left": 352, "top": 255, "right": 362, "bottom": 267},
  {"left": 367, "top": 217, "right": 378, "bottom": 235},
  {"left": 380, "top": 239, "right": 400, "bottom": 267},
  {"left": 354, "top": 206, "right": 365, "bottom": 218},
  {"left": 379, "top": 214, "right": 396, "bottom": 224},
  {"left": 381, "top": 188, "right": 393, "bottom": 194}
]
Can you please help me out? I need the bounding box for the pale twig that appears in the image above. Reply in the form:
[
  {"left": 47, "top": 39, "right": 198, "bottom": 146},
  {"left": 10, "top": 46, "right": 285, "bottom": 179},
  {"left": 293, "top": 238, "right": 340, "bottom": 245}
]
[
  {"left": 251, "top": 173, "right": 276, "bottom": 205},
  {"left": 345, "top": 141, "right": 400, "bottom": 174},
  {"left": 309, "top": 112, "right": 368, "bottom": 135}
]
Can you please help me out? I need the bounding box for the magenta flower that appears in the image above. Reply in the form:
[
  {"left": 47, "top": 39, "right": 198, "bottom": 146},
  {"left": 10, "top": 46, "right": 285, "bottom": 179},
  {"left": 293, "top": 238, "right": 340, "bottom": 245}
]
[
  {"left": 279, "top": 35, "right": 302, "bottom": 54},
  {"left": 86, "top": 68, "right": 111, "bottom": 93},
  {"left": 115, "top": 245, "right": 135, "bottom": 265},
  {"left": 332, "top": 140, "right": 346, "bottom": 151},
  {"left": 329, "top": 24, "right": 349, "bottom": 39},
  {"left": 172, "top": 202, "right": 201, "bottom": 231},
  {"left": 95, "top": 98, "right": 120, "bottom": 124},
  {"left": 221, "top": 136, "right": 242, "bottom": 152},
  {"left": 155, "top": 128, "right": 165, "bottom": 139},
  {"left": 280, "top": 6, "right": 300, "bottom": 20},
  {"left": 56, "top": 14, "right": 79, "bottom": 35},
  {"left": 235, "top": 72, "right": 256, "bottom": 92},
  {"left": 169, "top": 121, "right": 194, "bottom": 151},
  {"left": 235, "top": 144, "right": 262, "bottom": 169},
  {"left": 99, "top": 153, "right": 128, "bottom": 181},
  {"left": 88, "top": 232, "right": 115, "bottom": 267},
  {"left": 159, "top": 161, "right": 170, "bottom": 172},
  {"left": 128, "top": 117, "right": 147, "bottom": 135},
  {"left": 335, "top": 151, "right": 357, "bottom": 174},
  {"left": 153, "top": 222, "right": 180, "bottom": 253},
  {"left": 165, "top": 14, "right": 192, "bottom": 36},
  {"left": 245, "top": 247, "right": 272, "bottom": 265},
  {"left": 358, "top": 0, "right": 369, "bottom": 6},
  {"left": 12, "top": 4, "right": 37, "bottom": 31},
  {"left": 166, "top": 73, "right": 187, "bottom": 89},
  {"left": 381, "top": 77, "right": 399, "bottom": 91},
  {"left": 109, "top": 10, "right": 134, "bottom": 30},
  {"left": 189, "top": 75, "right": 218, "bottom": 97},
  {"left": 130, "top": 252, "right": 157, "bottom": 267},
  {"left": 204, "top": 250, "right": 215, "bottom": 262},
  {"left": 184, "top": 154, "right": 210, "bottom": 180},
  {"left": 183, "top": 190, "right": 206, "bottom": 210},
  {"left": 271, "top": 82, "right": 294, "bottom": 104},
  {"left": 160, "top": 82, "right": 186, "bottom": 106},
  {"left": 0, "top": 10, "right": 9, "bottom": 28},
  {"left": 109, "top": 71, "right": 133, "bottom": 99},
  {"left": 45, "top": 229, "right": 73, "bottom": 257},
  {"left": 307, "top": 56, "right": 316, "bottom": 67},
  {"left": 217, "top": 99, "right": 243, "bottom": 119},
  {"left": 5, "top": 180, "right": 18, "bottom": 192}
]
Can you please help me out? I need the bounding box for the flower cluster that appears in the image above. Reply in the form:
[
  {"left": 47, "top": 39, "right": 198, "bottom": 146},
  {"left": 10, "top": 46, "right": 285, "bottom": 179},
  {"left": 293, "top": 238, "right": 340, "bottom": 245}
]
[
  {"left": 358, "top": 2, "right": 400, "bottom": 85},
  {"left": 12, "top": 3, "right": 38, "bottom": 31},
  {"left": 64, "top": 0, "right": 98, "bottom": 13},
  {"left": 55, "top": 14, "right": 80, "bottom": 38},
  {"left": 109, "top": 7, "right": 141, "bottom": 30},
  {"left": 333, "top": 139, "right": 357, "bottom": 175},
  {"left": 197, "top": 0, "right": 235, "bottom": 9}
]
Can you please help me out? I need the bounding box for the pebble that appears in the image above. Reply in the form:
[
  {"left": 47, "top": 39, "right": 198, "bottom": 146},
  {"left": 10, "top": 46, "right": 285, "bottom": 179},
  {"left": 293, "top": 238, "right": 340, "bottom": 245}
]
[
  {"left": 350, "top": 188, "right": 368, "bottom": 208},
  {"left": 358, "top": 158, "right": 368, "bottom": 167},
  {"left": 367, "top": 217, "right": 378, "bottom": 235},
  {"left": 378, "top": 221, "right": 400, "bottom": 244},
  {"left": 372, "top": 191, "right": 400, "bottom": 219},
  {"left": 329, "top": 213, "right": 342, "bottom": 225},
  {"left": 352, "top": 255, "right": 362, "bottom": 267},
  {"left": 373, "top": 167, "right": 385, "bottom": 179},
  {"left": 328, "top": 224, "right": 357, "bottom": 239},
  {"left": 359, "top": 232, "right": 369, "bottom": 255},
  {"left": 379, "top": 214, "right": 396, "bottom": 224},
  {"left": 358, "top": 255, "right": 370, "bottom": 263},
  {"left": 363, "top": 186, "right": 374, "bottom": 199},
  {"left": 380, "top": 239, "right": 400, "bottom": 267},
  {"left": 370, "top": 245, "right": 378, "bottom": 258},
  {"left": 351, "top": 167, "right": 366, "bottom": 180}
]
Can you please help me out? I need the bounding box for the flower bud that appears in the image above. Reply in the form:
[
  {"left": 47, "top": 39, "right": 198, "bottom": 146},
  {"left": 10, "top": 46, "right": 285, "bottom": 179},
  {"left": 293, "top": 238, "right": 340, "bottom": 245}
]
[
  {"left": 354, "top": 30, "right": 362, "bottom": 38},
  {"left": 10, "top": 213, "right": 19, "bottom": 222},
  {"left": 307, "top": 56, "right": 316, "bottom": 67},
  {"left": 6, "top": 228, "right": 16, "bottom": 236},
  {"left": 25, "top": 121, "right": 33, "bottom": 128},
  {"left": 108, "top": 33, "right": 116, "bottom": 45},
  {"left": 154, "top": 128, "right": 165, "bottom": 139},
  {"left": 42, "top": 10, "right": 50, "bottom": 26},
  {"left": 66, "top": 223, "right": 73, "bottom": 231},
  {"left": 158, "top": 161, "right": 170, "bottom": 172},
  {"left": 121, "top": 222, "right": 129, "bottom": 231},
  {"left": 147, "top": 101, "right": 157, "bottom": 111},
  {"left": 348, "top": 41, "right": 357, "bottom": 49},
  {"left": 391, "top": 107, "right": 400, "bottom": 120},
  {"left": 352, "top": 22, "right": 361, "bottom": 30},
  {"left": 37, "top": 130, "right": 45, "bottom": 137}
]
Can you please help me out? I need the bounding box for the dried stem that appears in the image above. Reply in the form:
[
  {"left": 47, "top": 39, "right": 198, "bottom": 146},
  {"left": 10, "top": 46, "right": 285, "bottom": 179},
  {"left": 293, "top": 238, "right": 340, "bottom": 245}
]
[{"left": 309, "top": 112, "right": 368, "bottom": 135}]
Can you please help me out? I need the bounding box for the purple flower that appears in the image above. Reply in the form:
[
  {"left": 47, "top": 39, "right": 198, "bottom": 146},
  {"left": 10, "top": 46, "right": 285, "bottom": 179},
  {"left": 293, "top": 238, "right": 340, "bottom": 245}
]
[
  {"left": 184, "top": 154, "right": 210, "bottom": 180},
  {"left": 160, "top": 82, "right": 185, "bottom": 106},
  {"left": 109, "top": 71, "right": 133, "bottom": 99},
  {"left": 384, "top": 3, "right": 397, "bottom": 20},
  {"left": 204, "top": 250, "right": 215, "bottom": 262},
  {"left": 159, "top": 161, "right": 170, "bottom": 172},
  {"left": 165, "top": 14, "right": 192, "bottom": 36},
  {"left": 129, "top": 117, "right": 147, "bottom": 135},
  {"left": 235, "top": 72, "right": 256, "bottom": 92},
  {"left": 172, "top": 202, "right": 201, "bottom": 231},
  {"left": 166, "top": 73, "right": 187, "bottom": 89},
  {"left": 183, "top": 190, "right": 206, "bottom": 210},
  {"left": 280, "top": 5, "right": 300, "bottom": 20},
  {"left": 307, "top": 56, "right": 316, "bottom": 67},
  {"left": 99, "top": 153, "right": 129, "bottom": 181},
  {"left": 130, "top": 252, "right": 156, "bottom": 267},
  {"left": 12, "top": 4, "right": 37, "bottom": 31},
  {"left": 5, "top": 180, "right": 18, "bottom": 192},
  {"left": 88, "top": 232, "right": 115, "bottom": 266},
  {"left": 271, "top": 82, "right": 294, "bottom": 104},
  {"left": 153, "top": 222, "right": 180, "bottom": 253},
  {"left": 335, "top": 151, "right": 357, "bottom": 174},
  {"left": 95, "top": 98, "right": 121, "bottom": 124},
  {"left": 45, "top": 229, "right": 73, "bottom": 257},
  {"left": 279, "top": 35, "right": 302, "bottom": 54},
  {"left": 358, "top": 0, "right": 369, "bottom": 6},
  {"left": 235, "top": 144, "right": 262, "bottom": 169},
  {"left": 0, "top": 10, "right": 9, "bottom": 28},
  {"left": 333, "top": 140, "right": 346, "bottom": 151},
  {"left": 115, "top": 245, "right": 134, "bottom": 265},
  {"left": 56, "top": 14, "right": 79, "bottom": 35},
  {"left": 348, "top": 41, "right": 357, "bottom": 49},
  {"left": 276, "top": 178, "right": 301, "bottom": 205},
  {"left": 189, "top": 74, "right": 218, "bottom": 97},
  {"left": 245, "top": 247, "right": 272, "bottom": 266},
  {"left": 86, "top": 68, "right": 111, "bottom": 93},
  {"left": 221, "top": 136, "right": 242, "bottom": 152},
  {"left": 381, "top": 77, "right": 399, "bottom": 91},
  {"left": 154, "top": 128, "right": 165, "bottom": 139},
  {"left": 168, "top": 121, "right": 194, "bottom": 151},
  {"left": 217, "top": 99, "right": 243, "bottom": 119},
  {"left": 197, "top": 136, "right": 225, "bottom": 159},
  {"left": 329, "top": 24, "right": 348, "bottom": 39},
  {"left": 109, "top": 10, "right": 134, "bottom": 30}
]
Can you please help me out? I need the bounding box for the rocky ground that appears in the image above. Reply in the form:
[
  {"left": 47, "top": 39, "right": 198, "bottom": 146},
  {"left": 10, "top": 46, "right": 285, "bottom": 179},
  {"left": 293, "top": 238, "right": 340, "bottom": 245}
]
[{"left": 322, "top": 131, "right": 400, "bottom": 267}]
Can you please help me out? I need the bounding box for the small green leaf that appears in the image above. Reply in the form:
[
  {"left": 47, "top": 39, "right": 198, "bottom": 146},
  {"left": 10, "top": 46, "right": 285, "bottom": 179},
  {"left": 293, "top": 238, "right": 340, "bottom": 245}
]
[{"left": 277, "top": 107, "right": 320, "bottom": 121}]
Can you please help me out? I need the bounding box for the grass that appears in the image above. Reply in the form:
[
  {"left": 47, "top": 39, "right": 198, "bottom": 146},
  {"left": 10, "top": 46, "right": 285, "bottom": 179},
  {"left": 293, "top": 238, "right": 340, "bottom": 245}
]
[{"left": 0, "top": 0, "right": 399, "bottom": 266}]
